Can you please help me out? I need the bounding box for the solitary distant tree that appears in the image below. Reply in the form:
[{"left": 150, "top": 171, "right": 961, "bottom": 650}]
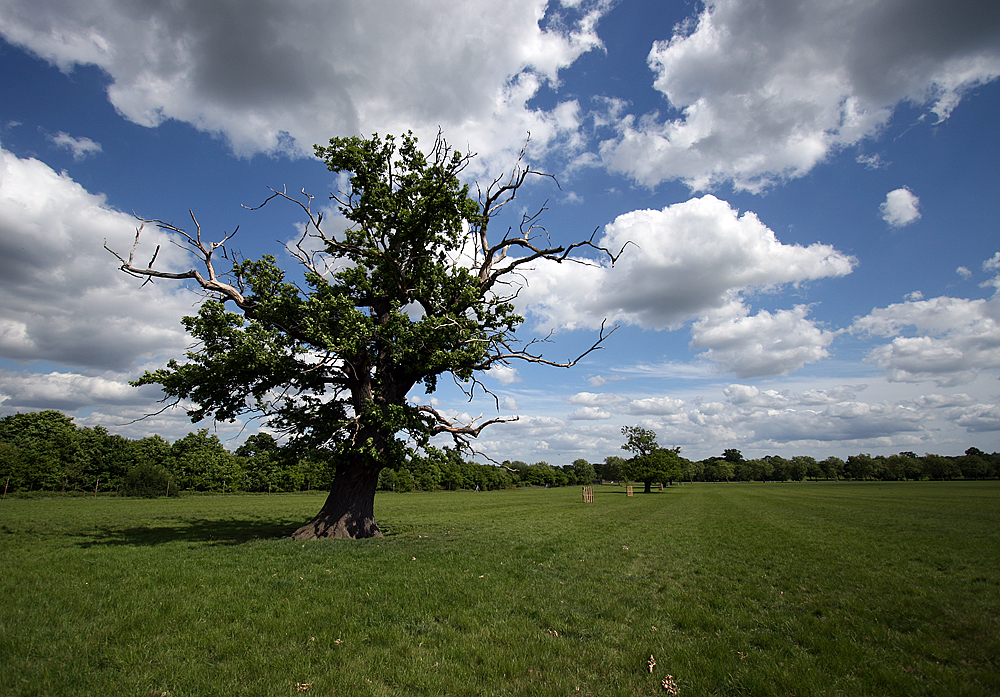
[
  {"left": 620, "top": 426, "right": 684, "bottom": 493},
  {"left": 108, "top": 131, "right": 619, "bottom": 539}
]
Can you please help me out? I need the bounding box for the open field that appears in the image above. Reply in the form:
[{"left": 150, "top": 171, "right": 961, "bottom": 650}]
[{"left": 1, "top": 482, "right": 998, "bottom": 696}]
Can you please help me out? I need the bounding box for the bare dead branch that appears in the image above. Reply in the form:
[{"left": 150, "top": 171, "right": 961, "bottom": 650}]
[
  {"left": 487, "top": 320, "right": 619, "bottom": 370},
  {"left": 113, "top": 394, "right": 183, "bottom": 426},
  {"left": 106, "top": 215, "right": 252, "bottom": 308},
  {"left": 415, "top": 404, "right": 517, "bottom": 444}
]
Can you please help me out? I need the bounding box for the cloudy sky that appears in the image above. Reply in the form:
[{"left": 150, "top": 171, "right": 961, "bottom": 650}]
[{"left": 1, "top": 0, "right": 999, "bottom": 464}]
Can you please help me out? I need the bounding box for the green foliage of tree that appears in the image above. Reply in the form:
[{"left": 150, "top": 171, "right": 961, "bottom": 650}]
[
  {"left": 377, "top": 467, "right": 405, "bottom": 492},
  {"left": 957, "top": 452, "right": 989, "bottom": 479},
  {"left": 289, "top": 449, "right": 335, "bottom": 492},
  {"left": 0, "top": 411, "right": 79, "bottom": 491},
  {"left": 682, "top": 458, "right": 704, "bottom": 482},
  {"left": 821, "top": 456, "right": 846, "bottom": 480},
  {"left": 715, "top": 460, "right": 736, "bottom": 481},
  {"left": 620, "top": 426, "right": 686, "bottom": 493},
  {"left": 597, "top": 455, "right": 626, "bottom": 482},
  {"left": 722, "top": 448, "right": 744, "bottom": 463},
  {"left": 133, "top": 434, "right": 172, "bottom": 469},
  {"left": 789, "top": 455, "right": 815, "bottom": 481},
  {"left": 746, "top": 458, "right": 774, "bottom": 482},
  {"left": 394, "top": 467, "right": 416, "bottom": 492},
  {"left": 4, "top": 409, "right": 998, "bottom": 497},
  {"left": 719, "top": 461, "right": 737, "bottom": 481},
  {"left": 767, "top": 455, "right": 792, "bottom": 481},
  {"left": 74, "top": 426, "right": 133, "bottom": 492},
  {"left": 846, "top": 453, "right": 875, "bottom": 480},
  {"left": 169, "top": 429, "right": 244, "bottom": 491},
  {"left": 410, "top": 455, "right": 443, "bottom": 491},
  {"left": 522, "top": 462, "right": 556, "bottom": 487},
  {"left": 698, "top": 457, "right": 733, "bottom": 482},
  {"left": 801, "top": 456, "right": 824, "bottom": 480},
  {"left": 880, "top": 454, "right": 908, "bottom": 480},
  {"left": 438, "top": 447, "right": 475, "bottom": 490},
  {"left": 621, "top": 426, "right": 658, "bottom": 459},
  {"left": 236, "top": 433, "right": 298, "bottom": 492},
  {"left": 382, "top": 446, "right": 510, "bottom": 491},
  {"left": 571, "top": 458, "right": 597, "bottom": 485},
  {"left": 111, "top": 131, "right": 616, "bottom": 538},
  {"left": 923, "top": 453, "right": 962, "bottom": 480},
  {"left": 123, "top": 462, "right": 177, "bottom": 497}
]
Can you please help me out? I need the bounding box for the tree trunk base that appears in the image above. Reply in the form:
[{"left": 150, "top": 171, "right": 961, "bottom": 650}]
[
  {"left": 290, "top": 464, "right": 382, "bottom": 540},
  {"left": 291, "top": 513, "right": 382, "bottom": 540}
]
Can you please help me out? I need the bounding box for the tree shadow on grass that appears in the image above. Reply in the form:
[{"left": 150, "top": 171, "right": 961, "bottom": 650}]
[{"left": 75, "top": 516, "right": 304, "bottom": 547}]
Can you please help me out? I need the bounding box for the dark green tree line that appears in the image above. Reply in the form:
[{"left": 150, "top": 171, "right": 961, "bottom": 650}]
[
  {"left": 693, "top": 448, "right": 998, "bottom": 482},
  {"left": 4, "top": 410, "right": 995, "bottom": 496}
]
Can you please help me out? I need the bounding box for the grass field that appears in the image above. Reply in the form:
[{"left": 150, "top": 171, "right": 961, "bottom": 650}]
[{"left": 1, "top": 482, "right": 998, "bottom": 696}]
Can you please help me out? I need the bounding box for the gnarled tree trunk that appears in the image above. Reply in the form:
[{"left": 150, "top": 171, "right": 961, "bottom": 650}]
[{"left": 291, "top": 464, "right": 383, "bottom": 539}]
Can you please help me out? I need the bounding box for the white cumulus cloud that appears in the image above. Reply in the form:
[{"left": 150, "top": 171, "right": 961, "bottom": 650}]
[
  {"left": 48, "top": 131, "right": 102, "bottom": 160},
  {"left": 599, "top": 0, "right": 1000, "bottom": 191},
  {"left": 487, "top": 364, "right": 522, "bottom": 385},
  {"left": 852, "top": 294, "right": 1000, "bottom": 386},
  {"left": 953, "top": 403, "right": 1000, "bottom": 432},
  {"left": 0, "top": 369, "right": 161, "bottom": 411},
  {"left": 880, "top": 187, "right": 921, "bottom": 227},
  {"left": 0, "top": 145, "right": 194, "bottom": 373},
  {"left": 566, "top": 391, "right": 626, "bottom": 406},
  {"left": 982, "top": 252, "right": 1000, "bottom": 291},
  {"left": 0, "top": 0, "right": 609, "bottom": 172},
  {"left": 502, "top": 396, "right": 520, "bottom": 411},
  {"left": 568, "top": 406, "right": 613, "bottom": 420},
  {"left": 521, "top": 194, "right": 855, "bottom": 333},
  {"left": 691, "top": 301, "right": 837, "bottom": 378},
  {"left": 627, "top": 396, "right": 686, "bottom": 415},
  {"left": 517, "top": 195, "right": 852, "bottom": 377}
]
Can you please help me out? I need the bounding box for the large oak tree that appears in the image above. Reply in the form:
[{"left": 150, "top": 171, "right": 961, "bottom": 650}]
[{"left": 109, "top": 132, "right": 618, "bottom": 539}]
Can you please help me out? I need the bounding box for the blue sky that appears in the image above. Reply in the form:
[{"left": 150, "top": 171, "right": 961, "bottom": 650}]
[{"left": 1, "top": 0, "right": 998, "bottom": 464}]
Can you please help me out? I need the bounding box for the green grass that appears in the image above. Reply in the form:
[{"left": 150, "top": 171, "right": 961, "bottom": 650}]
[{"left": 1, "top": 482, "right": 998, "bottom": 696}]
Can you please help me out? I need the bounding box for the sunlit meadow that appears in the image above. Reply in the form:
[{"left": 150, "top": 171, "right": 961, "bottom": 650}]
[{"left": 1, "top": 482, "right": 998, "bottom": 696}]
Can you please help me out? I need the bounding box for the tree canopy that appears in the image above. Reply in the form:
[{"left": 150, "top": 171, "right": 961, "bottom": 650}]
[
  {"left": 620, "top": 426, "right": 685, "bottom": 493},
  {"left": 108, "top": 131, "right": 618, "bottom": 538}
]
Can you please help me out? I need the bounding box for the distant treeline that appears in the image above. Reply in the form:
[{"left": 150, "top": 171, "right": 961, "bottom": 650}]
[
  {"left": 680, "top": 448, "right": 1000, "bottom": 482},
  {"left": 0, "top": 410, "right": 583, "bottom": 496},
  {"left": 1, "top": 411, "right": 997, "bottom": 497}
]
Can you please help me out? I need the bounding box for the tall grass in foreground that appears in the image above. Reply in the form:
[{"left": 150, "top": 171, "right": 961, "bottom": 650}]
[{"left": 1, "top": 482, "right": 998, "bottom": 696}]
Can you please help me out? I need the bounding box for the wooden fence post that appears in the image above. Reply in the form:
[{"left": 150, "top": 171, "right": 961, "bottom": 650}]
[
  {"left": 626, "top": 485, "right": 634, "bottom": 497},
  {"left": 582, "top": 486, "right": 594, "bottom": 503}
]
